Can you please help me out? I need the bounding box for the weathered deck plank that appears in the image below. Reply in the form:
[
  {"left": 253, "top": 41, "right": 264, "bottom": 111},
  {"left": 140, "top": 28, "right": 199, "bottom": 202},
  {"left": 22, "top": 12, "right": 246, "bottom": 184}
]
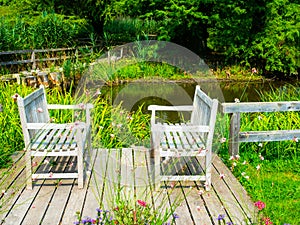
[{"left": 0, "top": 149, "right": 256, "bottom": 225}]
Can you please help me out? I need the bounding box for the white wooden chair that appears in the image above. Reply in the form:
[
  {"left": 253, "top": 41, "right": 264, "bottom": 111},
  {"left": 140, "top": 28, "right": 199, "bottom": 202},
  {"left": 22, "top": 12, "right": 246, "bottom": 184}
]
[
  {"left": 17, "top": 86, "right": 93, "bottom": 189},
  {"left": 148, "top": 85, "right": 218, "bottom": 190}
]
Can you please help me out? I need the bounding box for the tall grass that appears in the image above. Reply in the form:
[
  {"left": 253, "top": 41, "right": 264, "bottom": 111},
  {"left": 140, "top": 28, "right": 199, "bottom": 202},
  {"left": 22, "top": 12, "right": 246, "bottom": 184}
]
[
  {"left": 0, "top": 12, "right": 91, "bottom": 51},
  {"left": 219, "top": 84, "right": 300, "bottom": 224},
  {"left": 103, "top": 17, "right": 159, "bottom": 46},
  {"left": 0, "top": 83, "right": 34, "bottom": 167},
  {"left": 0, "top": 82, "right": 150, "bottom": 168}
]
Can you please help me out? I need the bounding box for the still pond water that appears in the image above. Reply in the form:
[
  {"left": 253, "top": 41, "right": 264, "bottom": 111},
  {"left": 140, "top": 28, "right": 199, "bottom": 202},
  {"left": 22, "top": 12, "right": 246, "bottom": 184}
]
[{"left": 100, "top": 80, "right": 297, "bottom": 113}]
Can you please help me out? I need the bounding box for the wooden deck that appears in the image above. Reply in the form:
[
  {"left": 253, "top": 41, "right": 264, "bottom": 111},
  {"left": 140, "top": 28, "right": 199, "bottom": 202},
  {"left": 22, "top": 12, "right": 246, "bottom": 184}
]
[{"left": 0, "top": 148, "right": 256, "bottom": 225}]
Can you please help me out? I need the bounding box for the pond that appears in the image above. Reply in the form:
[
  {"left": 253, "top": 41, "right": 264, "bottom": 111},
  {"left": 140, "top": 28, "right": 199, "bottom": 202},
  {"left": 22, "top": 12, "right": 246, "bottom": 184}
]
[{"left": 100, "top": 80, "right": 296, "bottom": 114}]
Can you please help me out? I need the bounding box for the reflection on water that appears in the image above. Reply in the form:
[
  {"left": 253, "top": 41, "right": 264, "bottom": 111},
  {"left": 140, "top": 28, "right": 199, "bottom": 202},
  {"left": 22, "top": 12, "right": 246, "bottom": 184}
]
[
  {"left": 99, "top": 80, "right": 298, "bottom": 122},
  {"left": 103, "top": 80, "right": 295, "bottom": 103}
]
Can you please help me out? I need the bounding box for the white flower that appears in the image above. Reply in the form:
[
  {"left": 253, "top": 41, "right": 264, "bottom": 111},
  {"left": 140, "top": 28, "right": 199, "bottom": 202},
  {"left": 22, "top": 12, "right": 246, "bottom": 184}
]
[
  {"left": 220, "top": 137, "right": 227, "bottom": 143},
  {"left": 235, "top": 154, "right": 240, "bottom": 160},
  {"left": 110, "top": 134, "right": 115, "bottom": 138},
  {"left": 244, "top": 176, "right": 250, "bottom": 180},
  {"left": 259, "top": 154, "right": 264, "bottom": 161},
  {"left": 219, "top": 173, "right": 225, "bottom": 179},
  {"left": 293, "top": 136, "right": 298, "bottom": 142},
  {"left": 234, "top": 98, "right": 240, "bottom": 103},
  {"left": 196, "top": 205, "right": 201, "bottom": 211},
  {"left": 229, "top": 155, "right": 235, "bottom": 161},
  {"left": 242, "top": 160, "right": 247, "bottom": 165},
  {"left": 258, "top": 143, "right": 263, "bottom": 147},
  {"left": 256, "top": 164, "right": 261, "bottom": 170},
  {"left": 232, "top": 162, "right": 237, "bottom": 167},
  {"left": 241, "top": 172, "right": 246, "bottom": 176}
]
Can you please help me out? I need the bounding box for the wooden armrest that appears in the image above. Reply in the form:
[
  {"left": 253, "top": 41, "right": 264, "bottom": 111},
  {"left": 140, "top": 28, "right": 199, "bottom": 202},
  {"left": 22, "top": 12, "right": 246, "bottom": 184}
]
[
  {"left": 47, "top": 103, "right": 93, "bottom": 110},
  {"left": 27, "top": 122, "right": 86, "bottom": 130},
  {"left": 152, "top": 123, "right": 210, "bottom": 132},
  {"left": 48, "top": 103, "right": 93, "bottom": 126},
  {"left": 148, "top": 105, "right": 193, "bottom": 112},
  {"left": 148, "top": 105, "right": 193, "bottom": 125}
]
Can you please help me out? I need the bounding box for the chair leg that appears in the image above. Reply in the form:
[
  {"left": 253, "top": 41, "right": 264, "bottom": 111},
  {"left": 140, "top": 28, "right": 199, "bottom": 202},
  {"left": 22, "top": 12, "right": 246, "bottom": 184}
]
[
  {"left": 25, "top": 150, "right": 33, "bottom": 190},
  {"left": 205, "top": 151, "right": 212, "bottom": 191},
  {"left": 78, "top": 150, "right": 84, "bottom": 189},
  {"left": 151, "top": 129, "right": 162, "bottom": 191}
]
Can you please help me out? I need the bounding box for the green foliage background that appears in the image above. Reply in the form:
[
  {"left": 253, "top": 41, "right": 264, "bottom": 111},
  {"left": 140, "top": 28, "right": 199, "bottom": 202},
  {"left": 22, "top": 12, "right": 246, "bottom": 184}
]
[{"left": 0, "top": 0, "right": 299, "bottom": 77}]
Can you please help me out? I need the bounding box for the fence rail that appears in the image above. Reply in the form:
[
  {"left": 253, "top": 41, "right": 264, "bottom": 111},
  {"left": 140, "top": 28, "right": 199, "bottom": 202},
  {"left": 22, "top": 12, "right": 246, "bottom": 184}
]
[
  {"left": 0, "top": 45, "right": 102, "bottom": 69},
  {"left": 222, "top": 102, "right": 300, "bottom": 155}
]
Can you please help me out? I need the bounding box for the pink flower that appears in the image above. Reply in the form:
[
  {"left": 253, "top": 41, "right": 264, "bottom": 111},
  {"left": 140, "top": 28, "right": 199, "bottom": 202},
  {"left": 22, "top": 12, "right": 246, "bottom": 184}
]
[
  {"left": 259, "top": 154, "right": 264, "bottom": 161},
  {"left": 220, "top": 173, "right": 225, "bottom": 179},
  {"left": 196, "top": 205, "right": 201, "bottom": 211},
  {"left": 94, "top": 89, "right": 101, "bottom": 96},
  {"left": 254, "top": 200, "right": 266, "bottom": 210},
  {"left": 11, "top": 93, "right": 19, "bottom": 102},
  {"left": 137, "top": 200, "right": 147, "bottom": 207},
  {"left": 293, "top": 136, "right": 298, "bottom": 142},
  {"left": 251, "top": 68, "right": 257, "bottom": 74},
  {"left": 37, "top": 107, "right": 43, "bottom": 113},
  {"left": 198, "top": 190, "right": 204, "bottom": 195},
  {"left": 78, "top": 103, "right": 85, "bottom": 109},
  {"left": 263, "top": 217, "right": 273, "bottom": 225}
]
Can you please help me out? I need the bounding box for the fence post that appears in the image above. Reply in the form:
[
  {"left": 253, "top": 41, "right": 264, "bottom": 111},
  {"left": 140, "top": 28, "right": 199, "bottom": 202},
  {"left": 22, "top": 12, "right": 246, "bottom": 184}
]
[
  {"left": 229, "top": 112, "right": 240, "bottom": 156},
  {"left": 31, "top": 50, "right": 36, "bottom": 70}
]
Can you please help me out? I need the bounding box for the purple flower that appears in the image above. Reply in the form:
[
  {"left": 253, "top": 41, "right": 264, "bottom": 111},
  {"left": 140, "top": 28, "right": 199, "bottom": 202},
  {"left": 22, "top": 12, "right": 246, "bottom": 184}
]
[
  {"left": 73, "top": 222, "right": 80, "bottom": 225},
  {"left": 96, "top": 208, "right": 102, "bottom": 213},
  {"left": 217, "top": 214, "right": 225, "bottom": 221},
  {"left": 173, "top": 213, "right": 179, "bottom": 219},
  {"left": 226, "top": 222, "right": 234, "bottom": 225}
]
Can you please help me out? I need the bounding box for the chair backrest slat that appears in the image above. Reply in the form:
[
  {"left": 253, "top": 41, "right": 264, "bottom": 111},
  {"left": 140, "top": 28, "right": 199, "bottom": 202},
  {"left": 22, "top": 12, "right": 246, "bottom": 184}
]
[
  {"left": 18, "top": 87, "right": 50, "bottom": 143},
  {"left": 191, "top": 86, "right": 214, "bottom": 126}
]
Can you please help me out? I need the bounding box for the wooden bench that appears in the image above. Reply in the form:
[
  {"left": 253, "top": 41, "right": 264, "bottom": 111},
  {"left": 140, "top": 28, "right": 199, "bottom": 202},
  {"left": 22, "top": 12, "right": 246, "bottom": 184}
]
[
  {"left": 17, "top": 86, "right": 93, "bottom": 189},
  {"left": 148, "top": 85, "right": 218, "bottom": 190}
]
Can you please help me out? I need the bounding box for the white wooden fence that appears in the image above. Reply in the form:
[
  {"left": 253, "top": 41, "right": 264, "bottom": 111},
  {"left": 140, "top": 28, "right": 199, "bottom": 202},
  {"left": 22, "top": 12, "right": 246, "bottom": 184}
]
[
  {"left": 222, "top": 101, "right": 300, "bottom": 155},
  {"left": 0, "top": 45, "right": 102, "bottom": 69}
]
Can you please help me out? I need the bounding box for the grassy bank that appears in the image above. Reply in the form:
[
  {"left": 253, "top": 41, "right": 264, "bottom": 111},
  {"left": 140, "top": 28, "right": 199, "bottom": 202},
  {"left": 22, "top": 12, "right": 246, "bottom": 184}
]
[{"left": 218, "top": 85, "right": 300, "bottom": 224}]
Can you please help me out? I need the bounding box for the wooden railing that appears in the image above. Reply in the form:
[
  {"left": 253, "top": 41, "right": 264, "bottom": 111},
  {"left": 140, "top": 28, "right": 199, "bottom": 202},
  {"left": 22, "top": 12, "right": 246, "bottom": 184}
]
[
  {"left": 222, "top": 101, "right": 300, "bottom": 156},
  {"left": 0, "top": 45, "right": 102, "bottom": 70}
]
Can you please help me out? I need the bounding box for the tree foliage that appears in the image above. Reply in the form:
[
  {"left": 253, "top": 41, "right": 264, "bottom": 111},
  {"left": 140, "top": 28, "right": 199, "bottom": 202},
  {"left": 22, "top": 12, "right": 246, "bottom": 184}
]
[{"left": 0, "top": 0, "right": 299, "bottom": 77}]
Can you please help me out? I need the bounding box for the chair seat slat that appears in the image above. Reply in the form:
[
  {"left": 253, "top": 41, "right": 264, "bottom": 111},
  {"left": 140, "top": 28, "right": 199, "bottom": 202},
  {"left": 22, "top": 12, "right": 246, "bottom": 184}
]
[
  {"left": 62, "top": 128, "right": 77, "bottom": 150},
  {"left": 46, "top": 128, "right": 65, "bottom": 151},
  {"left": 37, "top": 129, "right": 57, "bottom": 151}
]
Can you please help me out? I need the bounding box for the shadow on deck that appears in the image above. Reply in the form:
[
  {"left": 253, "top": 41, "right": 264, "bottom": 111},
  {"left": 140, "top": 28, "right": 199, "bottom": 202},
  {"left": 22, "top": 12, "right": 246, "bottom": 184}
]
[{"left": 0, "top": 148, "right": 256, "bottom": 225}]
